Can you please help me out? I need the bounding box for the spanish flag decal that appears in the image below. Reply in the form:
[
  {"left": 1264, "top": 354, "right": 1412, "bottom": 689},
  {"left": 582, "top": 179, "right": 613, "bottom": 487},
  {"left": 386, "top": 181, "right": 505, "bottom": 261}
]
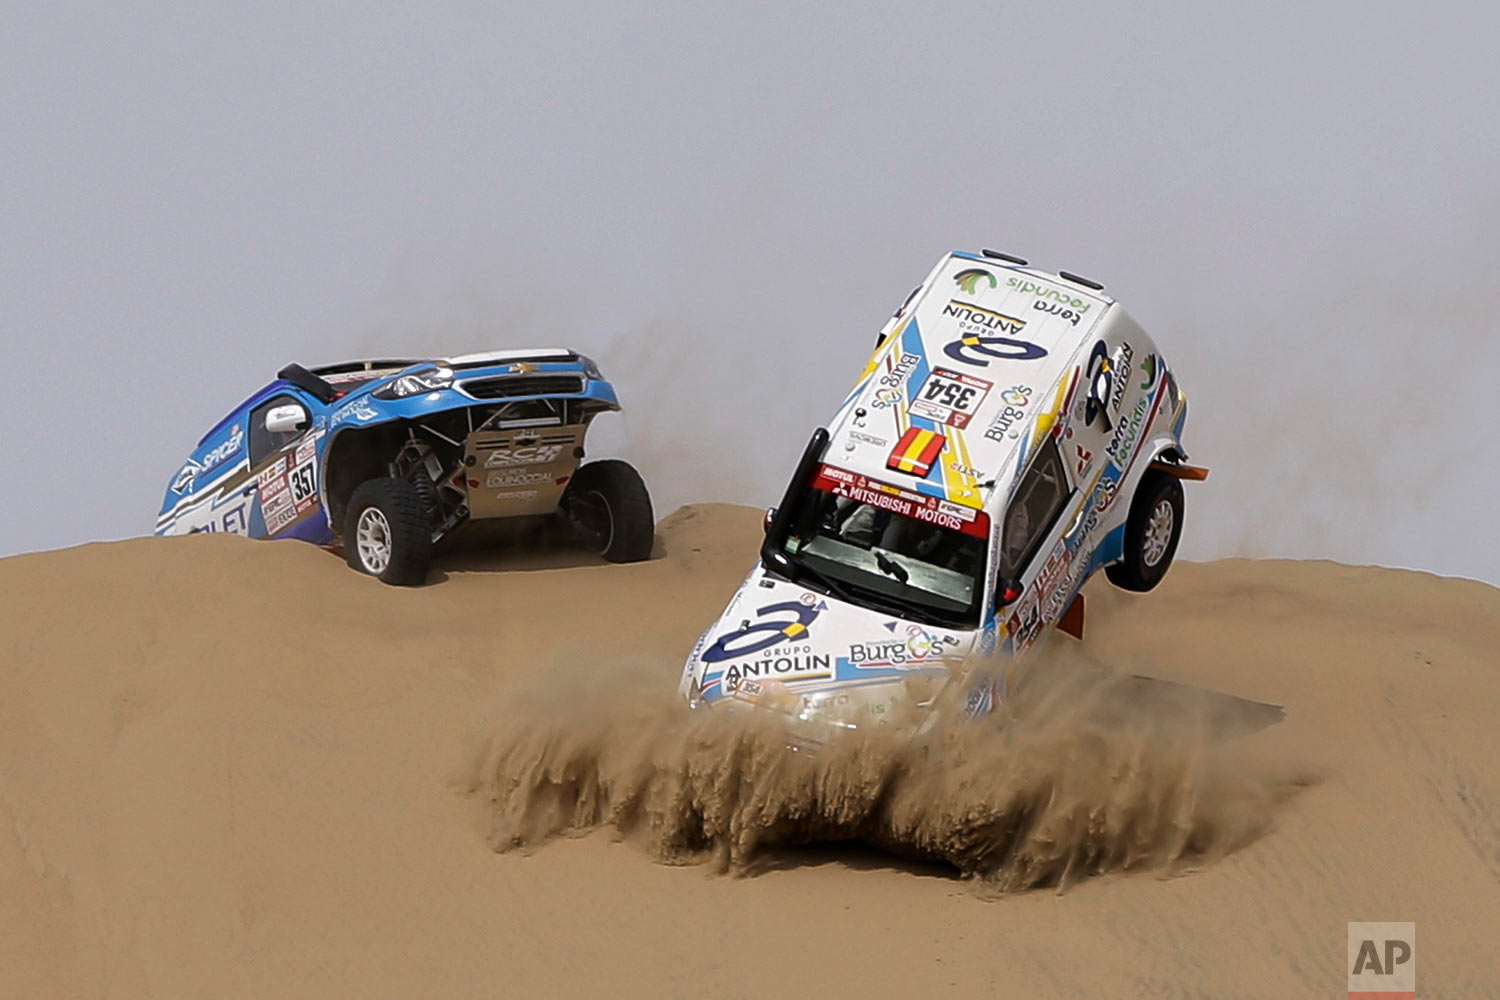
[{"left": 887, "top": 427, "right": 945, "bottom": 477}]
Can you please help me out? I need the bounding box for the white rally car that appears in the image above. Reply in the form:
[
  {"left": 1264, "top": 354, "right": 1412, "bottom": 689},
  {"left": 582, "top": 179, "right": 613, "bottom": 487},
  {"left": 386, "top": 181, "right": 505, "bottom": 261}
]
[{"left": 678, "top": 250, "right": 1208, "bottom": 729}]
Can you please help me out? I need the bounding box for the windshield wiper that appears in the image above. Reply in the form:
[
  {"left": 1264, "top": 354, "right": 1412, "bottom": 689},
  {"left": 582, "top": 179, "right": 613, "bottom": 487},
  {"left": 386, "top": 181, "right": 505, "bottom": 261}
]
[
  {"left": 778, "top": 549, "right": 970, "bottom": 630},
  {"left": 781, "top": 553, "right": 862, "bottom": 606},
  {"left": 806, "top": 558, "right": 959, "bottom": 626},
  {"left": 873, "top": 551, "right": 910, "bottom": 584}
]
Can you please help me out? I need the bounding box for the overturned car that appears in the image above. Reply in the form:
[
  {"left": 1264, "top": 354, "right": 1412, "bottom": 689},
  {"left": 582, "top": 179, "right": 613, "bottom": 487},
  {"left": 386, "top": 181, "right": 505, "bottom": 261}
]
[
  {"left": 679, "top": 251, "right": 1207, "bottom": 729},
  {"left": 156, "top": 350, "right": 653, "bottom": 584}
]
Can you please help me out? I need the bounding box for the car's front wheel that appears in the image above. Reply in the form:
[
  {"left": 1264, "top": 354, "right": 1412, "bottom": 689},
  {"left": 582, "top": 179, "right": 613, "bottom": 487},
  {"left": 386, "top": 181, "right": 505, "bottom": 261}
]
[
  {"left": 562, "top": 459, "right": 654, "bottom": 562},
  {"left": 343, "top": 477, "right": 434, "bottom": 585},
  {"left": 1105, "top": 467, "right": 1184, "bottom": 592}
]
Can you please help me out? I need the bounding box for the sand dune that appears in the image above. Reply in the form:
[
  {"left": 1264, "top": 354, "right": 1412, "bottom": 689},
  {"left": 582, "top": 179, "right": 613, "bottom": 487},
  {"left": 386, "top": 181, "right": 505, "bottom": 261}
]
[{"left": 2, "top": 504, "right": 1498, "bottom": 998}]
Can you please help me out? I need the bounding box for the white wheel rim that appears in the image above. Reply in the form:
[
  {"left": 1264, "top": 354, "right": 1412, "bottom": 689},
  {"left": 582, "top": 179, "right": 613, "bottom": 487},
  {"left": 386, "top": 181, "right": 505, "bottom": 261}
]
[
  {"left": 356, "top": 507, "right": 393, "bottom": 573},
  {"left": 1142, "top": 499, "right": 1174, "bottom": 567}
]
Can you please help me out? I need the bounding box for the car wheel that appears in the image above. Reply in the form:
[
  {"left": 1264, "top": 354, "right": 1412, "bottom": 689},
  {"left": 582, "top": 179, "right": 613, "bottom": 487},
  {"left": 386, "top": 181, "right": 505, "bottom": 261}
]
[
  {"left": 343, "top": 477, "right": 434, "bottom": 585},
  {"left": 562, "top": 459, "right": 654, "bottom": 562},
  {"left": 1105, "top": 468, "right": 1184, "bottom": 593}
]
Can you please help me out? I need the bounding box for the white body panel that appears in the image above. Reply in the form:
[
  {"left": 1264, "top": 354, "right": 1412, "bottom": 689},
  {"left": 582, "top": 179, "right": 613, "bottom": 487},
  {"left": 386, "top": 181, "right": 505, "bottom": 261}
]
[{"left": 681, "top": 253, "right": 1193, "bottom": 727}]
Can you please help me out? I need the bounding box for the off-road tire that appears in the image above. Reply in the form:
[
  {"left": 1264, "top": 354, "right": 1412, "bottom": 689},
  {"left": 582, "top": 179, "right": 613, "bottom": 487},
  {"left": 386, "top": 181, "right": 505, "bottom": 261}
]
[
  {"left": 343, "top": 477, "right": 434, "bottom": 585},
  {"left": 1105, "top": 468, "right": 1184, "bottom": 593},
  {"left": 563, "top": 460, "right": 654, "bottom": 563}
]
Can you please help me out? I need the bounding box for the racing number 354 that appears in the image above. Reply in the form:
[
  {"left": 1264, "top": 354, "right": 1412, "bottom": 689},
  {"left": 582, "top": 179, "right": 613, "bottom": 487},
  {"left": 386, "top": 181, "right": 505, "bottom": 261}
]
[{"left": 923, "top": 379, "right": 976, "bottom": 410}]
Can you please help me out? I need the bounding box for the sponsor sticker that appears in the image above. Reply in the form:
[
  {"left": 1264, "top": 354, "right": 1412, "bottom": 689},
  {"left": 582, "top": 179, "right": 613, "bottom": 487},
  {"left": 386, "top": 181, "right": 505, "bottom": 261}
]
[
  {"left": 721, "top": 652, "right": 833, "bottom": 691},
  {"left": 201, "top": 424, "right": 244, "bottom": 471},
  {"left": 984, "top": 384, "right": 1035, "bottom": 442},
  {"left": 330, "top": 400, "right": 378, "bottom": 426},
  {"left": 487, "top": 470, "right": 552, "bottom": 488},
  {"left": 941, "top": 301, "right": 1047, "bottom": 365},
  {"left": 258, "top": 457, "right": 289, "bottom": 499},
  {"left": 953, "top": 268, "right": 997, "bottom": 294},
  {"left": 886, "top": 427, "right": 946, "bottom": 477},
  {"left": 878, "top": 352, "right": 922, "bottom": 389},
  {"left": 484, "top": 444, "right": 566, "bottom": 468},
  {"left": 848, "top": 624, "right": 959, "bottom": 667},
  {"left": 910, "top": 367, "right": 993, "bottom": 429},
  {"left": 171, "top": 461, "right": 201, "bottom": 495},
  {"left": 1108, "top": 342, "right": 1135, "bottom": 415},
  {"left": 703, "top": 598, "right": 827, "bottom": 663},
  {"left": 258, "top": 449, "right": 319, "bottom": 536},
  {"left": 263, "top": 491, "right": 298, "bottom": 534},
  {"left": 1005, "top": 276, "right": 1095, "bottom": 314},
  {"left": 813, "top": 465, "right": 988, "bottom": 536}
]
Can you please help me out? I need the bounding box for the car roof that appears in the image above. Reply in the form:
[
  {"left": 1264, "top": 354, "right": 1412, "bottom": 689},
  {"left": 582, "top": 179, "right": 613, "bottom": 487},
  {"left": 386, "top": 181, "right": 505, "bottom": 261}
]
[
  {"left": 824, "top": 252, "right": 1115, "bottom": 512},
  {"left": 192, "top": 348, "right": 588, "bottom": 447},
  {"left": 310, "top": 359, "right": 422, "bottom": 379}
]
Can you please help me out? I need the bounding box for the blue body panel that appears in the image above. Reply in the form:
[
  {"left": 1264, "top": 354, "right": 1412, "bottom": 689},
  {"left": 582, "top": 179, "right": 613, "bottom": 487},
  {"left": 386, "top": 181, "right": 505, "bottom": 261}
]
[{"left": 156, "top": 358, "right": 616, "bottom": 542}]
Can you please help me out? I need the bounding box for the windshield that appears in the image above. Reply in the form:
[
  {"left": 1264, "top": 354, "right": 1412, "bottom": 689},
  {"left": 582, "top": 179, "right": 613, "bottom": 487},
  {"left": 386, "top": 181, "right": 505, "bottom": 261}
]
[
  {"left": 320, "top": 368, "right": 409, "bottom": 390},
  {"left": 776, "top": 465, "right": 990, "bottom": 628}
]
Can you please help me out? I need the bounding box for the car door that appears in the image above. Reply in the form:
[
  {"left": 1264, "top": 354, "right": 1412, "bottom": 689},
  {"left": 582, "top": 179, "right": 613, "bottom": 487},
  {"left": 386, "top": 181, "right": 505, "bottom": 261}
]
[
  {"left": 246, "top": 391, "right": 326, "bottom": 539},
  {"left": 160, "top": 409, "right": 255, "bottom": 537},
  {"left": 995, "top": 434, "right": 1083, "bottom": 655}
]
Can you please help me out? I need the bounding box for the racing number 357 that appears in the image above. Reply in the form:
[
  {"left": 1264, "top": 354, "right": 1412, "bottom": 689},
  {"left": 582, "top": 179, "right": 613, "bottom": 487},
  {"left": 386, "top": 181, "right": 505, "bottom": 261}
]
[{"left": 289, "top": 464, "right": 315, "bottom": 503}]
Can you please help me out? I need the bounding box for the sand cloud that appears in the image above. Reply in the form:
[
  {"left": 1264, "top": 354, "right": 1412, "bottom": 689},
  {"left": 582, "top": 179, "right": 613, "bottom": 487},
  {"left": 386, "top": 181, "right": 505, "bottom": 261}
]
[{"left": 467, "top": 644, "right": 1310, "bottom": 891}]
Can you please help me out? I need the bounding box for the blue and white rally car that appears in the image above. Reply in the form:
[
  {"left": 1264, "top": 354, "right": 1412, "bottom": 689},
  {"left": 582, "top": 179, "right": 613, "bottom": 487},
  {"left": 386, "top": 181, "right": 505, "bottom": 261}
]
[
  {"left": 679, "top": 251, "right": 1208, "bottom": 729},
  {"left": 156, "top": 350, "right": 653, "bottom": 584}
]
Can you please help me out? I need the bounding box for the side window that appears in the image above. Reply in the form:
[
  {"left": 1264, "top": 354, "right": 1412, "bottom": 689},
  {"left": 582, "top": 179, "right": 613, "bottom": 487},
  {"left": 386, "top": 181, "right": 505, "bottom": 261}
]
[
  {"left": 248, "top": 395, "right": 304, "bottom": 466},
  {"left": 997, "top": 437, "right": 1070, "bottom": 579}
]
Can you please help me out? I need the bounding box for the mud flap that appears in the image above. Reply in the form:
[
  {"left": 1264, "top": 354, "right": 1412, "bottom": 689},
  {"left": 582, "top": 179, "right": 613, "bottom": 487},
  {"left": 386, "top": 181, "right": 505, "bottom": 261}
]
[
  {"left": 1057, "top": 594, "right": 1085, "bottom": 640},
  {"left": 1149, "top": 460, "right": 1211, "bottom": 482}
]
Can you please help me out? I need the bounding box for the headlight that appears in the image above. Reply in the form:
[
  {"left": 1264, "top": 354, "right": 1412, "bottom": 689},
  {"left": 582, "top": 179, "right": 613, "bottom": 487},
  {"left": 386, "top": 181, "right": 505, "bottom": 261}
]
[
  {"left": 373, "top": 367, "right": 454, "bottom": 399},
  {"left": 576, "top": 354, "right": 602, "bottom": 380}
]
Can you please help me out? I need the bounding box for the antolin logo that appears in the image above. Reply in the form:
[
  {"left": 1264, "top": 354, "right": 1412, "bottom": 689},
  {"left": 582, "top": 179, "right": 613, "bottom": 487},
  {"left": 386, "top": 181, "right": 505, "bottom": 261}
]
[
  {"left": 953, "top": 268, "right": 997, "bottom": 294},
  {"left": 1348, "top": 922, "right": 1414, "bottom": 1000},
  {"left": 941, "top": 301, "right": 1047, "bottom": 365}
]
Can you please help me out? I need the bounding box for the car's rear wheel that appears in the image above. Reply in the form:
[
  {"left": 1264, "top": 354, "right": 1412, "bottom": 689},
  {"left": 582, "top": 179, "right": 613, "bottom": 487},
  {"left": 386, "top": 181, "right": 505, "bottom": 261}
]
[
  {"left": 344, "top": 477, "right": 433, "bottom": 585},
  {"left": 1105, "top": 468, "right": 1183, "bottom": 592},
  {"left": 562, "top": 459, "right": 654, "bottom": 562}
]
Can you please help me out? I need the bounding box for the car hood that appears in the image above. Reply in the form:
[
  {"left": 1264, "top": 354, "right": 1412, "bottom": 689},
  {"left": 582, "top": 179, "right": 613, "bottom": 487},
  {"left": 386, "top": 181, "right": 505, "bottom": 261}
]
[{"left": 679, "top": 564, "right": 978, "bottom": 728}]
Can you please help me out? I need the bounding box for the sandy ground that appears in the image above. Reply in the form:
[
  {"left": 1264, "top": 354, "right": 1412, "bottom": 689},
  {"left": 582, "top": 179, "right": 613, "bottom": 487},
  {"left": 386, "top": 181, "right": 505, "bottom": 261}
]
[{"left": 2, "top": 503, "right": 1498, "bottom": 998}]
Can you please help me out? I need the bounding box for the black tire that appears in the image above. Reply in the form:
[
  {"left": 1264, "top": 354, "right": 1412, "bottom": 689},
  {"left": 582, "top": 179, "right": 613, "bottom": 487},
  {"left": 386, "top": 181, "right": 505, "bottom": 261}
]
[
  {"left": 343, "top": 477, "right": 434, "bottom": 585},
  {"left": 1105, "top": 468, "right": 1184, "bottom": 593},
  {"left": 562, "top": 459, "right": 654, "bottom": 562}
]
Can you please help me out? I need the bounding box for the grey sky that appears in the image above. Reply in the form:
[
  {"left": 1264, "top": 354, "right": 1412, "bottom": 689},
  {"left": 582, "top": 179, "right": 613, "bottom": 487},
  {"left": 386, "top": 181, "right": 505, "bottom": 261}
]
[{"left": 4, "top": 2, "right": 1497, "bottom": 583}]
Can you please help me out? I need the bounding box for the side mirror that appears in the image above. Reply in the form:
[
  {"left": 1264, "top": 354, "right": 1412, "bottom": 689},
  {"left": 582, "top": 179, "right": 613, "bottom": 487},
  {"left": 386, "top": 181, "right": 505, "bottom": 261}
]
[
  {"left": 763, "top": 507, "right": 777, "bottom": 534},
  {"left": 265, "top": 404, "right": 309, "bottom": 435},
  {"left": 995, "top": 578, "right": 1024, "bottom": 609}
]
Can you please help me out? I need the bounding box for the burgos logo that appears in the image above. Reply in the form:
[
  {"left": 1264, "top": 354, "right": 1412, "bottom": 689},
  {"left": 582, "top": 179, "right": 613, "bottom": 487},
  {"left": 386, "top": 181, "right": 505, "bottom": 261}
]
[
  {"left": 953, "top": 268, "right": 997, "bottom": 295},
  {"left": 1348, "top": 922, "right": 1414, "bottom": 999}
]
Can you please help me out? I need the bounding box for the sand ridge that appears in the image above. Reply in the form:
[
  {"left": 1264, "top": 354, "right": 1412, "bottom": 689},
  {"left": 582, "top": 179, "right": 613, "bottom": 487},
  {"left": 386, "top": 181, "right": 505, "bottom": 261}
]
[{"left": 2, "top": 504, "right": 1498, "bottom": 997}]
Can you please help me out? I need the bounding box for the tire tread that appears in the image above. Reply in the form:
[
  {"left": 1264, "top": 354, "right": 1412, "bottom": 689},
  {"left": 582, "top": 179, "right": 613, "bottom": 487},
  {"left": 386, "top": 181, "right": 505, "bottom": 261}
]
[{"left": 343, "top": 477, "right": 434, "bottom": 585}]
